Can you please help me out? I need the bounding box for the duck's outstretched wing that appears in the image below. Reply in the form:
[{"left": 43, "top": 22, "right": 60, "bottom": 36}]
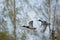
[
  {"left": 42, "top": 25, "right": 47, "bottom": 32},
  {"left": 29, "top": 21, "right": 36, "bottom": 30},
  {"left": 29, "top": 21, "right": 33, "bottom": 28}
]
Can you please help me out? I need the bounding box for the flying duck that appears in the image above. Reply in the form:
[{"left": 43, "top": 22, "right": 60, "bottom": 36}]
[
  {"left": 38, "top": 19, "right": 50, "bottom": 32},
  {"left": 22, "top": 21, "right": 36, "bottom": 30}
]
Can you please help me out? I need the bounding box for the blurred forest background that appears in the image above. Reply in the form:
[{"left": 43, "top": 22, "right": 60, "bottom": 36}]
[{"left": 0, "top": 0, "right": 60, "bottom": 40}]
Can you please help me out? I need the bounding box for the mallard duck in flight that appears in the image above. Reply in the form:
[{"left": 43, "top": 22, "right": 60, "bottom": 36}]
[
  {"left": 38, "top": 19, "right": 50, "bottom": 32},
  {"left": 22, "top": 21, "right": 36, "bottom": 30}
]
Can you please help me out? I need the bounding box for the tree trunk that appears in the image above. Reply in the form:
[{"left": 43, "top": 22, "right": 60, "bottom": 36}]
[{"left": 13, "top": 0, "right": 16, "bottom": 40}]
